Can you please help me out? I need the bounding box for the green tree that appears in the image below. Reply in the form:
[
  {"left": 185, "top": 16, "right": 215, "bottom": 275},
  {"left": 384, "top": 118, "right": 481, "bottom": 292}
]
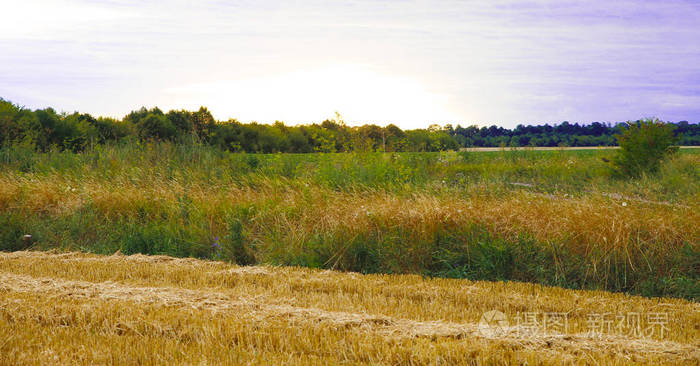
[
  {"left": 384, "top": 124, "right": 406, "bottom": 151},
  {"left": 0, "top": 99, "right": 20, "bottom": 146},
  {"left": 191, "top": 107, "right": 216, "bottom": 141},
  {"left": 138, "top": 113, "right": 177, "bottom": 141}
]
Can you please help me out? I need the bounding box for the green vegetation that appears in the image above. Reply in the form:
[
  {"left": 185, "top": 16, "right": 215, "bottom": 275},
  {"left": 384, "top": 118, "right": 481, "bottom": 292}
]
[
  {"left": 612, "top": 118, "right": 679, "bottom": 177},
  {"left": 1, "top": 143, "right": 698, "bottom": 300},
  {"left": 2, "top": 98, "right": 699, "bottom": 154}
]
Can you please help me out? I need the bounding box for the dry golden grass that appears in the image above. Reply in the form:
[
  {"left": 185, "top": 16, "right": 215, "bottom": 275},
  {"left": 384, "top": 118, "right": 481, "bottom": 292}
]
[
  {"left": 1, "top": 251, "right": 698, "bottom": 365},
  {"left": 2, "top": 173, "right": 696, "bottom": 255},
  {"left": 2, "top": 171, "right": 697, "bottom": 299}
]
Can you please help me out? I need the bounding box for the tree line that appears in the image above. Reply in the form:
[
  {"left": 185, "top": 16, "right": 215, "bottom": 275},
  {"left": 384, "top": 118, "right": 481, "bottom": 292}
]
[{"left": 1, "top": 98, "right": 698, "bottom": 153}]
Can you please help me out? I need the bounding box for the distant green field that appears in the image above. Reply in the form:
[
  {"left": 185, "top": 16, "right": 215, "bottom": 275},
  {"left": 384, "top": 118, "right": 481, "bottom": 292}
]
[{"left": 1, "top": 143, "right": 698, "bottom": 299}]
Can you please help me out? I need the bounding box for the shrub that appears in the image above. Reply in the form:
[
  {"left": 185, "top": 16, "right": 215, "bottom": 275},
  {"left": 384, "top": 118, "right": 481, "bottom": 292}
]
[
  {"left": 0, "top": 213, "right": 28, "bottom": 251},
  {"left": 220, "top": 217, "right": 255, "bottom": 265},
  {"left": 612, "top": 118, "right": 678, "bottom": 177}
]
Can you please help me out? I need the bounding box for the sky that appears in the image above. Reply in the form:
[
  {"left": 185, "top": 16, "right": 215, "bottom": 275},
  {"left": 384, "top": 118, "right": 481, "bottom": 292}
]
[{"left": 1, "top": 0, "right": 699, "bottom": 129}]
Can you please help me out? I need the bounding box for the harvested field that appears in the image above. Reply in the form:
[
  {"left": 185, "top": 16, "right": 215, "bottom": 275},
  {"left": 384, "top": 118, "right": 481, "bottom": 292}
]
[{"left": 1, "top": 251, "right": 698, "bottom": 365}]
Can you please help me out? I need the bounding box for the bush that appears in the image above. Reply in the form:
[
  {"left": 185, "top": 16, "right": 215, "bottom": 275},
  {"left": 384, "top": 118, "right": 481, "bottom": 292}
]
[
  {"left": 612, "top": 118, "right": 678, "bottom": 177},
  {"left": 218, "top": 217, "right": 255, "bottom": 265},
  {"left": 0, "top": 213, "right": 28, "bottom": 251}
]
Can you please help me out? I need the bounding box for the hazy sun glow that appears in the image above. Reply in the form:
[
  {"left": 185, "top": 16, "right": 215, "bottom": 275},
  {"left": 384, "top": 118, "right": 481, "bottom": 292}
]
[{"left": 165, "top": 65, "right": 460, "bottom": 128}]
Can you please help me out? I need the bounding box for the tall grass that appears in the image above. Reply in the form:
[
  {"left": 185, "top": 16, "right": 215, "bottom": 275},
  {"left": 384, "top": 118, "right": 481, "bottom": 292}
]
[{"left": 1, "top": 143, "right": 698, "bottom": 299}]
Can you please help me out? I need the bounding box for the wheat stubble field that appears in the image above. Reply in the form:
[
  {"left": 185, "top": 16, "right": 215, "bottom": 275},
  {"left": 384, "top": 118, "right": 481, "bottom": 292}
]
[{"left": 0, "top": 250, "right": 698, "bottom": 365}]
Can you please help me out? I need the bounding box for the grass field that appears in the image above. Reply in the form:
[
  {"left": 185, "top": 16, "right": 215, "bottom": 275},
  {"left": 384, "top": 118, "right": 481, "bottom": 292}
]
[
  {"left": 1, "top": 143, "right": 698, "bottom": 300},
  {"left": 0, "top": 143, "right": 698, "bottom": 364},
  {"left": 1, "top": 250, "right": 698, "bottom": 365}
]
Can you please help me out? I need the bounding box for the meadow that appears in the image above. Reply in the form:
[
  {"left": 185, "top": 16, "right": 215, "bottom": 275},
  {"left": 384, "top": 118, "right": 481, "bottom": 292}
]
[{"left": 1, "top": 143, "right": 698, "bottom": 300}]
